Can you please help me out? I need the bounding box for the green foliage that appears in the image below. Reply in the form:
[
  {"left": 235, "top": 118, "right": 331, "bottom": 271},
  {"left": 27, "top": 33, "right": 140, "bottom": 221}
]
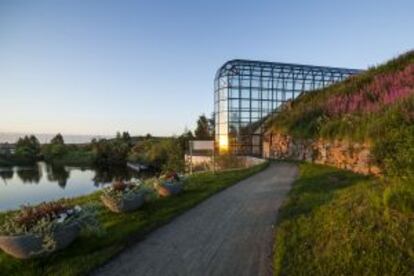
[
  {"left": 14, "top": 135, "right": 41, "bottom": 164},
  {"left": 129, "top": 138, "right": 184, "bottom": 172},
  {"left": 274, "top": 163, "right": 414, "bottom": 276},
  {"left": 267, "top": 50, "right": 414, "bottom": 179},
  {"left": 0, "top": 201, "right": 101, "bottom": 252},
  {"left": 194, "top": 114, "right": 213, "bottom": 140},
  {"left": 0, "top": 163, "right": 268, "bottom": 276},
  {"left": 214, "top": 154, "right": 246, "bottom": 170},
  {"left": 369, "top": 97, "right": 414, "bottom": 179},
  {"left": 101, "top": 181, "right": 145, "bottom": 203},
  {"left": 42, "top": 133, "right": 67, "bottom": 162},
  {"left": 91, "top": 133, "right": 132, "bottom": 166}
]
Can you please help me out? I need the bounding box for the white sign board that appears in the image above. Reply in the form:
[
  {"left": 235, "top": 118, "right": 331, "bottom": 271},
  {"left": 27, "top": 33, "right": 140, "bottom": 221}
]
[{"left": 191, "top": 140, "right": 214, "bottom": 151}]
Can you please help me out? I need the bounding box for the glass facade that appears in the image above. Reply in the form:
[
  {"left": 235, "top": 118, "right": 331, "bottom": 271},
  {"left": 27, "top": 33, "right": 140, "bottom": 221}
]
[{"left": 214, "top": 60, "right": 361, "bottom": 156}]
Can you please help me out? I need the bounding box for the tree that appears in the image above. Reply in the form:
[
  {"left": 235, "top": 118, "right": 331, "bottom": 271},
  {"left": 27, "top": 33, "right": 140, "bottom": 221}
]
[
  {"left": 178, "top": 128, "right": 194, "bottom": 152},
  {"left": 208, "top": 112, "right": 215, "bottom": 138},
  {"left": 51, "top": 133, "right": 64, "bottom": 145},
  {"left": 15, "top": 135, "right": 41, "bottom": 163},
  {"left": 42, "top": 134, "right": 67, "bottom": 161},
  {"left": 194, "top": 114, "right": 212, "bottom": 140},
  {"left": 128, "top": 138, "right": 184, "bottom": 172},
  {"left": 91, "top": 132, "right": 132, "bottom": 166}
]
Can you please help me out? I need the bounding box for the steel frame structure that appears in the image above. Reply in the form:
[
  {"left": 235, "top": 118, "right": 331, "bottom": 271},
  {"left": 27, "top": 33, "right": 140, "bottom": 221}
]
[{"left": 214, "top": 59, "right": 362, "bottom": 156}]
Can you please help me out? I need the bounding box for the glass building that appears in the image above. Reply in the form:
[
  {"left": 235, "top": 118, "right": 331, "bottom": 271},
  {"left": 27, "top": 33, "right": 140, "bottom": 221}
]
[{"left": 214, "top": 59, "right": 361, "bottom": 156}]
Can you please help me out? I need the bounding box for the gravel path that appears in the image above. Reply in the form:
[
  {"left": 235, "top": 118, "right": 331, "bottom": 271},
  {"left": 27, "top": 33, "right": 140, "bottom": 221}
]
[{"left": 93, "top": 162, "right": 298, "bottom": 276}]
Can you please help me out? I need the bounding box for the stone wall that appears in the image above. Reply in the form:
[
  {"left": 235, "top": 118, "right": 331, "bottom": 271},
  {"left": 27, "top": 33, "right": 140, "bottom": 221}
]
[{"left": 263, "top": 132, "right": 381, "bottom": 175}]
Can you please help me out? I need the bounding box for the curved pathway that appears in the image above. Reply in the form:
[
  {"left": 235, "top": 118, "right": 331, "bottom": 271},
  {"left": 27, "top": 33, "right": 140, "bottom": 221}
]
[{"left": 93, "top": 162, "right": 298, "bottom": 276}]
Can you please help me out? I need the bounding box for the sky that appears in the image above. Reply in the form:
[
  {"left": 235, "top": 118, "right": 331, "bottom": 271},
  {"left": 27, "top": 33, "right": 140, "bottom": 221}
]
[{"left": 1, "top": 0, "right": 413, "bottom": 137}]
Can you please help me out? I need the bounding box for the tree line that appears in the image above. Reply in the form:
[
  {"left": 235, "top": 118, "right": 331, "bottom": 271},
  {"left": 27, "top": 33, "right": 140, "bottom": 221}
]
[{"left": 0, "top": 114, "right": 215, "bottom": 172}]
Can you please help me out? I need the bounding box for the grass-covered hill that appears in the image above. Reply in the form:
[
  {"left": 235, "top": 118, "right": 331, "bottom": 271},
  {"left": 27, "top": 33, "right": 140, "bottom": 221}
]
[
  {"left": 267, "top": 50, "right": 414, "bottom": 179},
  {"left": 270, "top": 51, "right": 414, "bottom": 275}
]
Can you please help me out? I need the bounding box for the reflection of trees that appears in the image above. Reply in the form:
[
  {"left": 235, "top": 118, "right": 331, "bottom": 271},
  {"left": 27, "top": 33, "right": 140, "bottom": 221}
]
[
  {"left": 92, "top": 165, "right": 134, "bottom": 186},
  {"left": 0, "top": 169, "right": 14, "bottom": 184},
  {"left": 46, "top": 164, "right": 70, "bottom": 189},
  {"left": 16, "top": 165, "right": 41, "bottom": 183}
]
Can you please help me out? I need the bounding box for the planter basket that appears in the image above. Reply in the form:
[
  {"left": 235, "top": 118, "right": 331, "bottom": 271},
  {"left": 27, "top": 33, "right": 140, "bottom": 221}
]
[
  {"left": 157, "top": 181, "right": 183, "bottom": 197},
  {"left": 0, "top": 222, "right": 80, "bottom": 259},
  {"left": 101, "top": 191, "right": 145, "bottom": 213}
]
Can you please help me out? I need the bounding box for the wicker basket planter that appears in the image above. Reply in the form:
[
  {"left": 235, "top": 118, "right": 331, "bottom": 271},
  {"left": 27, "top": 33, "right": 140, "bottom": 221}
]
[
  {"left": 157, "top": 181, "right": 183, "bottom": 197},
  {"left": 0, "top": 201, "right": 100, "bottom": 260},
  {"left": 0, "top": 222, "right": 79, "bottom": 259},
  {"left": 101, "top": 191, "right": 145, "bottom": 213}
]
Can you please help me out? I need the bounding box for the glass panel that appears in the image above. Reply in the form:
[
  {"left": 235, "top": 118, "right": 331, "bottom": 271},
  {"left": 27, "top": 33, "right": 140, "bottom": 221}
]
[
  {"left": 230, "top": 77, "right": 239, "bottom": 87},
  {"left": 251, "top": 89, "right": 260, "bottom": 99},
  {"left": 230, "top": 100, "right": 239, "bottom": 109},
  {"left": 241, "top": 88, "right": 250, "bottom": 98},
  {"left": 229, "top": 88, "right": 239, "bottom": 98},
  {"left": 241, "top": 100, "right": 249, "bottom": 108},
  {"left": 219, "top": 88, "right": 228, "bottom": 101}
]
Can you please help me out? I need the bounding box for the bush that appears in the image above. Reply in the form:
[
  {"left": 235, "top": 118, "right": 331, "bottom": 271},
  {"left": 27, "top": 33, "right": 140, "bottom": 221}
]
[{"left": 128, "top": 138, "right": 184, "bottom": 172}]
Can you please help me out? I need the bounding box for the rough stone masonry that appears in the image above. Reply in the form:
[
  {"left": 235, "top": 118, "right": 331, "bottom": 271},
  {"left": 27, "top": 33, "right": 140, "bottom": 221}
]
[{"left": 263, "top": 132, "right": 381, "bottom": 175}]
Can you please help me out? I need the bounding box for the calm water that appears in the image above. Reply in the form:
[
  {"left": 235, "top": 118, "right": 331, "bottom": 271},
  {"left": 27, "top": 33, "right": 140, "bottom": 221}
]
[{"left": 0, "top": 162, "right": 152, "bottom": 211}]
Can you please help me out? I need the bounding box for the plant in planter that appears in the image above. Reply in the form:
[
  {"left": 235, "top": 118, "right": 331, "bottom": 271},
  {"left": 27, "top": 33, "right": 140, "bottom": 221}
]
[
  {"left": 100, "top": 180, "right": 146, "bottom": 213},
  {"left": 155, "top": 171, "right": 184, "bottom": 197},
  {"left": 0, "top": 201, "right": 100, "bottom": 259}
]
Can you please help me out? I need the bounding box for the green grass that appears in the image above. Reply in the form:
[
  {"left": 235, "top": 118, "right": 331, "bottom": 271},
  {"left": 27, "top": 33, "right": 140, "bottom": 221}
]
[
  {"left": 266, "top": 51, "right": 414, "bottom": 179},
  {"left": 47, "top": 149, "right": 95, "bottom": 166},
  {"left": 273, "top": 162, "right": 414, "bottom": 276},
  {"left": 0, "top": 162, "right": 268, "bottom": 276}
]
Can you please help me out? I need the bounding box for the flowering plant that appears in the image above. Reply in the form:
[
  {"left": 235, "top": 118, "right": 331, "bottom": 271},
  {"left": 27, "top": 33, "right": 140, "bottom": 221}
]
[
  {"left": 0, "top": 200, "right": 101, "bottom": 251},
  {"left": 102, "top": 180, "right": 143, "bottom": 202},
  {"left": 326, "top": 64, "right": 414, "bottom": 116}
]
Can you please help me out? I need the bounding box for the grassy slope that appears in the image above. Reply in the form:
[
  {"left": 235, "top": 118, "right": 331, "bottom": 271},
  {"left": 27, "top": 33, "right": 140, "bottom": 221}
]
[
  {"left": 274, "top": 163, "right": 414, "bottom": 275},
  {"left": 270, "top": 52, "right": 414, "bottom": 274},
  {"left": 0, "top": 162, "right": 268, "bottom": 276},
  {"left": 268, "top": 50, "right": 414, "bottom": 140},
  {"left": 267, "top": 51, "right": 414, "bottom": 178}
]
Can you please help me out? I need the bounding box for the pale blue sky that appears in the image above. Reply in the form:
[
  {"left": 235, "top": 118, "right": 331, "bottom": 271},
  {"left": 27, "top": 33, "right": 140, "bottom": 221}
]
[{"left": 1, "top": 0, "right": 413, "bottom": 136}]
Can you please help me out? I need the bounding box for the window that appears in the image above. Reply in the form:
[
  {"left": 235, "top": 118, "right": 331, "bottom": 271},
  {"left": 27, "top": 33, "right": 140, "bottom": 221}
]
[
  {"left": 230, "top": 100, "right": 239, "bottom": 109},
  {"left": 229, "top": 88, "right": 239, "bottom": 98},
  {"left": 241, "top": 100, "right": 250, "bottom": 109},
  {"left": 241, "top": 88, "right": 250, "bottom": 99}
]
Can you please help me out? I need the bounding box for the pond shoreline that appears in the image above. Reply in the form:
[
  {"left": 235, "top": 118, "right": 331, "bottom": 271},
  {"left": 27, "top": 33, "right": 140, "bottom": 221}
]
[
  {"left": 0, "top": 162, "right": 154, "bottom": 211},
  {"left": 0, "top": 163, "right": 269, "bottom": 276}
]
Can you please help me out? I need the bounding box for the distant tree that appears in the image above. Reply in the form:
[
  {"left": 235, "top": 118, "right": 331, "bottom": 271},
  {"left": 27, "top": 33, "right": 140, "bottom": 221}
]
[
  {"left": 15, "top": 135, "right": 41, "bottom": 163},
  {"left": 209, "top": 112, "right": 215, "bottom": 137},
  {"left": 121, "top": 131, "right": 132, "bottom": 146},
  {"left": 194, "top": 114, "right": 212, "bottom": 140},
  {"left": 145, "top": 133, "right": 152, "bottom": 140},
  {"left": 178, "top": 128, "right": 194, "bottom": 152},
  {"left": 128, "top": 138, "right": 184, "bottom": 172},
  {"left": 51, "top": 133, "right": 64, "bottom": 145},
  {"left": 91, "top": 132, "right": 132, "bottom": 166},
  {"left": 42, "top": 133, "right": 67, "bottom": 162}
]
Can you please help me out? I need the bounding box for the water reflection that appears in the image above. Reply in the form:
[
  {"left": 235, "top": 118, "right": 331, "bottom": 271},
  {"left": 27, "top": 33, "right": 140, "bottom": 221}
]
[
  {"left": 17, "top": 165, "right": 42, "bottom": 183},
  {"left": 92, "top": 165, "right": 136, "bottom": 185},
  {"left": 0, "top": 162, "right": 156, "bottom": 211},
  {"left": 0, "top": 163, "right": 148, "bottom": 187},
  {"left": 0, "top": 169, "right": 13, "bottom": 182},
  {"left": 46, "top": 164, "right": 70, "bottom": 188}
]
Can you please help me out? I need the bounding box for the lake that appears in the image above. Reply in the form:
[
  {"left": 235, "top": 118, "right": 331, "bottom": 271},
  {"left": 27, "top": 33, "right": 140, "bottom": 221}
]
[{"left": 0, "top": 162, "right": 152, "bottom": 211}]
